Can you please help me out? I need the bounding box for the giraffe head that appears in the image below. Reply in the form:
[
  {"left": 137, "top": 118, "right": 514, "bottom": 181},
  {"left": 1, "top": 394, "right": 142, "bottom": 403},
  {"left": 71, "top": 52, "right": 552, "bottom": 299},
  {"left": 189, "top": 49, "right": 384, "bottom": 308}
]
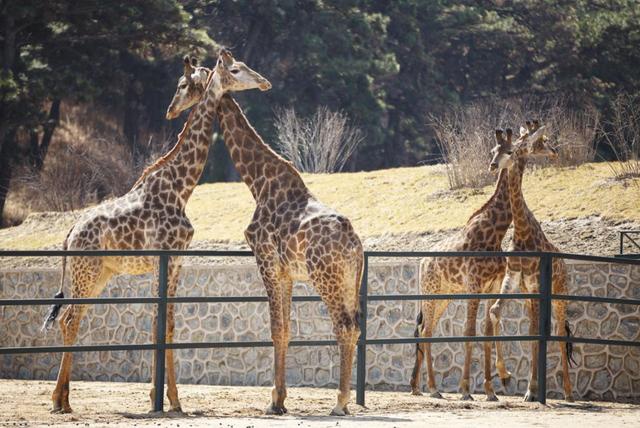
[
  {"left": 489, "top": 128, "right": 514, "bottom": 172},
  {"left": 489, "top": 121, "right": 557, "bottom": 172},
  {"left": 166, "top": 50, "right": 271, "bottom": 119}
]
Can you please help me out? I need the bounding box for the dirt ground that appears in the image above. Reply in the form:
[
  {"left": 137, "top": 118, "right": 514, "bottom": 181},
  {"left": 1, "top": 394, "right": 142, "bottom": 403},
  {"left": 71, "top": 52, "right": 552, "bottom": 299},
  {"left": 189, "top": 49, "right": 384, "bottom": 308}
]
[
  {"left": 1, "top": 380, "right": 639, "bottom": 428},
  {"left": 2, "top": 215, "right": 639, "bottom": 270}
]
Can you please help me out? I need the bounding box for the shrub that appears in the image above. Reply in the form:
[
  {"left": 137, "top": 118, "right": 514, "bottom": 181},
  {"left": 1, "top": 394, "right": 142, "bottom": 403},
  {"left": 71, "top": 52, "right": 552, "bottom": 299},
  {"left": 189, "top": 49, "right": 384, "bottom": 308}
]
[
  {"left": 430, "top": 98, "right": 598, "bottom": 189},
  {"left": 274, "top": 107, "right": 363, "bottom": 173},
  {"left": 599, "top": 93, "right": 640, "bottom": 183}
]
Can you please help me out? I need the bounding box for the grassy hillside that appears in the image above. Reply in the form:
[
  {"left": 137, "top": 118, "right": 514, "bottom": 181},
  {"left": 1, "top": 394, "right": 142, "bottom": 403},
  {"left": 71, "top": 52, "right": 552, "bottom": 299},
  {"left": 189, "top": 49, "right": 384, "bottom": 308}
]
[{"left": 0, "top": 162, "right": 638, "bottom": 250}]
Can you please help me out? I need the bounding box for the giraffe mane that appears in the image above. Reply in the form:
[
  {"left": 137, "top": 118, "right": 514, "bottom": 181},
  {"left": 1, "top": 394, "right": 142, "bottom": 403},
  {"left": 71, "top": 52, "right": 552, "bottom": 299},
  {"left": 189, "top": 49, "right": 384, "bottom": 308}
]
[
  {"left": 130, "top": 108, "right": 198, "bottom": 190},
  {"left": 466, "top": 168, "right": 508, "bottom": 222},
  {"left": 131, "top": 68, "right": 217, "bottom": 190},
  {"left": 221, "top": 94, "right": 306, "bottom": 183}
]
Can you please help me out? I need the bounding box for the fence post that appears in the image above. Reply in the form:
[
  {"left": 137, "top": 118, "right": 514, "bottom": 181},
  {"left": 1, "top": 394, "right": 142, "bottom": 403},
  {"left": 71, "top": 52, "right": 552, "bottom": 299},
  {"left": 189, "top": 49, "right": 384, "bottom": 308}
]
[
  {"left": 153, "top": 254, "right": 169, "bottom": 412},
  {"left": 620, "top": 232, "right": 624, "bottom": 255},
  {"left": 537, "top": 253, "right": 552, "bottom": 405},
  {"left": 356, "top": 254, "right": 369, "bottom": 406}
]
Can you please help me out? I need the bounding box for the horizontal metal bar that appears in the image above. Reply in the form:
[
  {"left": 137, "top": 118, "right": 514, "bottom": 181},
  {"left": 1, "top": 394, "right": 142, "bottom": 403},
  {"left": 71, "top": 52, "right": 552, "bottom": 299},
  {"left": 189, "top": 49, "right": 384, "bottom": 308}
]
[
  {"left": 550, "top": 252, "right": 640, "bottom": 265},
  {"left": 366, "top": 335, "right": 541, "bottom": 345},
  {"left": 363, "top": 250, "right": 546, "bottom": 258},
  {"left": 0, "top": 339, "right": 338, "bottom": 355},
  {"left": 550, "top": 335, "right": 640, "bottom": 347},
  {"left": 551, "top": 294, "right": 640, "bottom": 306},
  {"left": 615, "top": 254, "right": 640, "bottom": 259},
  {"left": 0, "top": 250, "right": 255, "bottom": 257},
  {"left": 4, "top": 335, "right": 638, "bottom": 355},
  {"left": 2, "top": 249, "right": 638, "bottom": 265},
  {"left": 368, "top": 293, "right": 540, "bottom": 301},
  {"left": 166, "top": 339, "right": 337, "bottom": 349},
  {"left": 0, "top": 297, "right": 160, "bottom": 306},
  {"left": 167, "top": 296, "right": 323, "bottom": 303},
  {"left": 0, "top": 343, "right": 158, "bottom": 354}
]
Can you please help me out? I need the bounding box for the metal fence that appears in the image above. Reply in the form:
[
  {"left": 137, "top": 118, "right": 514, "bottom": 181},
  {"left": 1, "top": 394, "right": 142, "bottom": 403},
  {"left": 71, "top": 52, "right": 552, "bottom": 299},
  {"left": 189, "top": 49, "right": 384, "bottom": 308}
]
[
  {"left": 1, "top": 249, "right": 639, "bottom": 411},
  {"left": 619, "top": 230, "right": 640, "bottom": 257}
]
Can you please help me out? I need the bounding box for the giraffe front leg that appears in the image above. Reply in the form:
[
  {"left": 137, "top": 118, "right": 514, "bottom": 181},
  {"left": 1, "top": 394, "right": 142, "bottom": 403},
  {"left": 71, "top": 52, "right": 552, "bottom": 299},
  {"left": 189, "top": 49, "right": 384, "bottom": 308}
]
[
  {"left": 524, "top": 299, "right": 539, "bottom": 402},
  {"left": 490, "top": 271, "right": 518, "bottom": 388},
  {"left": 165, "top": 303, "right": 182, "bottom": 412},
  {"left": 149, "top": 260, "right": 183, "bottom": 412},
  {"left": 264, "top": 278, "right": 290, "bottom": 415},
  {"left": 554, "top": 300, "right": 574, "bottom": 402},
  {"left": 460, "top": 299, "right": 479, "bottom": 401},
  {"left": 483, "top": 299, "right": 499, "bottom": 401}
]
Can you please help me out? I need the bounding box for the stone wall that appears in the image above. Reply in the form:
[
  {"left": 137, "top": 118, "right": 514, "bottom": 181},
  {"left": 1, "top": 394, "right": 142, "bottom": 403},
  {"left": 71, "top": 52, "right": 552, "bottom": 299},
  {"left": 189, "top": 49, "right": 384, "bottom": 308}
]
[{"left": 1, "top": 260, "right": 639, "bottom": 401}]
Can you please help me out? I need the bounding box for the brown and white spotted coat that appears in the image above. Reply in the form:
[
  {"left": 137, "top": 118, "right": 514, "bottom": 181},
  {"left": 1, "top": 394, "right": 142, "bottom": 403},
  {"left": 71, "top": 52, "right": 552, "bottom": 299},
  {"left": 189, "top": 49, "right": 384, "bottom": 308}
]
[
  {"left": 410, "top": 130, "right": 514, "bottom": 401},
  {"left": 43, "top": 53, "right": 270, "bottom": 414},
  {"left": 488, "top": 122, "right": 574, "bottom": 402},
  {"left": 167, "top": 50, "right": 363, "bottom": 416}
]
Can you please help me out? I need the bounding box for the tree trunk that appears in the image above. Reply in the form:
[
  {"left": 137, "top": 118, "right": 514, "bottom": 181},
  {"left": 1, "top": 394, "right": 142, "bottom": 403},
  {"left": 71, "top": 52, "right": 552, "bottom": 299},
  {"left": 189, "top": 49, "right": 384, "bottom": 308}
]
[
  {"left": 35, "top": 98, "right": 61, "bottom": 172},
  {"left": 123, "top": 79, "right": 142, "bottom": 167},
  {"left": 0, "top": 129, "right": 16, "bottom": 227}
]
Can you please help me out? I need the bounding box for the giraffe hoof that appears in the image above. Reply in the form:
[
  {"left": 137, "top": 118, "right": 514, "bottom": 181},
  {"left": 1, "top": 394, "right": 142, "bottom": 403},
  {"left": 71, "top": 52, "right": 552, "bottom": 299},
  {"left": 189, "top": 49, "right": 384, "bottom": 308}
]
[
  {"left": 265, "top": 404, "right": 287, "bottom": 415},
  {"left": 168, "top": 405, "right": 183, "bottom": 413},
  {"left": 411, "top": 389, "right": 423, "bottom": 396},
  {"left": 523, "top": 391, "right": 536, "bottom": 402},
  {"left": 486, "top": 393, "right": 499, "bottom": 402},
  {"left": 330, "top": 405, "right": 349, "bottom": 416},
  {"left": 429, "top": 391, "right": 444, "bottom": 399},
  {"left": 501, "top": 372, "right": 513, "bottom": 387},
  {"left": 461, "top": 393, "right": 474, "bottom": 401},
  {"left": 565, "top": 394, "right": 574, "bottom": 403}
]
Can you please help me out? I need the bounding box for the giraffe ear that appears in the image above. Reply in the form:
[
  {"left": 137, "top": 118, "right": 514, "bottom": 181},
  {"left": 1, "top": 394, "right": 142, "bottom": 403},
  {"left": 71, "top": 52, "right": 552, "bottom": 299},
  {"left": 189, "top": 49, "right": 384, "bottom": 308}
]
[
  {"left": 525, "top": 120, "right": 535, "bottom": 132},
  {"left": 190, "top": 57, "right": 198, "bottom": 67},
  {"left": 495, "top": 129, "right": 505, "bottom": 145},
  {"left": 219, "top": 49, "right": 234, "bottom": 67},
  {"left": 519, "top": 126, "right": 527, "bottom": 137},
  {"left": 183, "top": 55, "right": 194, "bottom": 80}
]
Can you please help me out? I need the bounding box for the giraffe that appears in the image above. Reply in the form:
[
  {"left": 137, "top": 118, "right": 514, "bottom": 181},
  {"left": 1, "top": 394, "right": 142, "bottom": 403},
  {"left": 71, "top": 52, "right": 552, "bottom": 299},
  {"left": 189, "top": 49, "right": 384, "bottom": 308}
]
[
  {"left": 409, "top": 130, "right": 513, "bottom": 401},
  {"left": 167, "top": 49, "right": 364, "bottom": 416},
  {"left": 488, "top": 122, "right": 574, "bottom": 402},
  {"left": 41, "top": 53, "right": 271, "bottom": 414}
]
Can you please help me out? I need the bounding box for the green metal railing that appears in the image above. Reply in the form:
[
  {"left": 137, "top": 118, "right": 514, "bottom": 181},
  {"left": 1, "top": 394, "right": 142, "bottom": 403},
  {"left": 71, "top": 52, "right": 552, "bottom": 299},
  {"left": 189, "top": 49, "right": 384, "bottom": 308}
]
[
  {"left": 619, "top": 230, "right": 640, "bottom": 258},
  {"left": 0, "top": 249, "right": 639, "bottom": 411}
]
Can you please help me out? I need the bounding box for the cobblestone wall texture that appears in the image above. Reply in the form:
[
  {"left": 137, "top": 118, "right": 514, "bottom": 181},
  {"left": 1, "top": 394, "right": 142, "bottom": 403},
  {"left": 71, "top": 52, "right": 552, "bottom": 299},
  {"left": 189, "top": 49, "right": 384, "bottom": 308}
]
[{"left": 1, "top": 260, "right": 639, "bottom": 401}]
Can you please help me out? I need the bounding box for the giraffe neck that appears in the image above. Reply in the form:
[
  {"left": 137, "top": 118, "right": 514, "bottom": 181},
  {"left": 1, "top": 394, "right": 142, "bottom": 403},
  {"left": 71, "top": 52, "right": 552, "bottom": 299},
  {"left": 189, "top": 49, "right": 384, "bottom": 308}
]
[
  {"left": 506, "top": 151, "right": 534, "bottom": 241},
  {"left": 134, "top": 73, "right": 221, "bottom": 206},
  {"left": 216, "top": 94, "right": 308, "bottom": 201},
  {"left": 467, "top": 168, "right": 512, "bottom": 238}
]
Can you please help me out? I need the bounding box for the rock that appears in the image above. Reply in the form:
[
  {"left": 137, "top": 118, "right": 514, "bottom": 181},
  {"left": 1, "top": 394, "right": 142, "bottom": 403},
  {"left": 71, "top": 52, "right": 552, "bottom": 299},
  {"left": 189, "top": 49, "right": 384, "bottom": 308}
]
[
  {"left": 591, "top": 369, "right": 612, "bottom": 391},
  {"left": 600, "top": 312, "right": 619, "bottom": 336},
  {"left": 584, "top": 354, "right": 606, "bottom": 369},
  {"left": 618, "top": 316, "right": 639, "bottom": 340},
  {"left": 586, "top": 303, "right": 608, "bottom": 320}
]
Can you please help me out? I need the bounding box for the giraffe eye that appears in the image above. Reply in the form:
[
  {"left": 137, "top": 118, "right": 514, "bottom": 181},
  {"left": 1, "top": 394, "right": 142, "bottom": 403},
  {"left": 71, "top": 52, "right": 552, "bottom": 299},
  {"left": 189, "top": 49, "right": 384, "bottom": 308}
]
[
  {"left": 506, "top": 151, "right": 513, "bottom": 155},
  {"left": 230, "top": 69, "right": 240, "bottom": 74}
]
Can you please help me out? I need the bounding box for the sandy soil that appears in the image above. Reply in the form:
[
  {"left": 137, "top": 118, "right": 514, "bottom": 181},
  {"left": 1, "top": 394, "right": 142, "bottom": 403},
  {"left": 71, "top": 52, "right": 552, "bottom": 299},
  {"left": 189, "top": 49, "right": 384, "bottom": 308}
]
[{"left": 1, "top": 380, "right": 639, "bottom": 428}]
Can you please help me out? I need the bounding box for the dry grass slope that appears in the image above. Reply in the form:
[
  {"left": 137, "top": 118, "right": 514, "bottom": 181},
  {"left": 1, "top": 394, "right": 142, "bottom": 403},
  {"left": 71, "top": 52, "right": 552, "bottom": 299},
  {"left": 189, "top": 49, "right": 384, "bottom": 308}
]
[{"left": 0, "top": 162, "right": 638, "bottom": 250}]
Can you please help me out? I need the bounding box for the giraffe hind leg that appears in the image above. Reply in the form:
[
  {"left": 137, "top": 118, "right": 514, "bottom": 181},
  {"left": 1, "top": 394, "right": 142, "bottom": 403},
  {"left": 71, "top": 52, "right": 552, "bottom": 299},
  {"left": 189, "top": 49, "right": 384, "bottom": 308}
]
[{"left": 51, "top": 264, "right": 111, "bottom": 413}]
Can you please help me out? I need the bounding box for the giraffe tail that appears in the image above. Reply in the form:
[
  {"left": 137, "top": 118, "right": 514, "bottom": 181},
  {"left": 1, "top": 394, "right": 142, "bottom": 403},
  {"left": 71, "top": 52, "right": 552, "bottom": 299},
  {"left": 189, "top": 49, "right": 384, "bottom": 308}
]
[
  {"left": 414, "top": 310, "right": 424, "bottom": 356},
  {"left": 42, "top": 230, "right": 71, "bottom": 332},
  {"left": 565, "top": 320, "right": 577, "bottom": 368}
]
